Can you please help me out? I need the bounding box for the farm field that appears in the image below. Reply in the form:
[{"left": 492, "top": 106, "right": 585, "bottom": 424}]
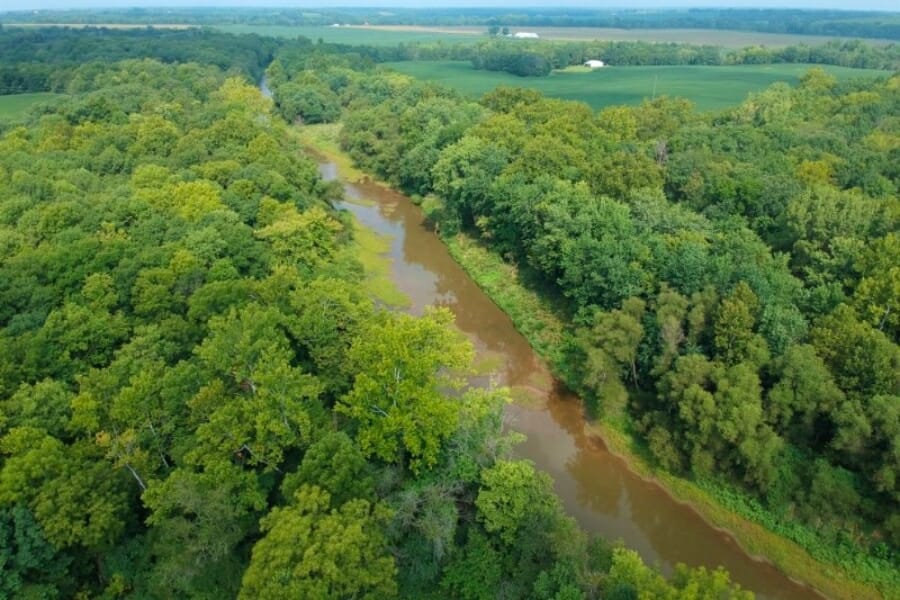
[
  {"left": 347, "top": 25, "right": 898, "bottom": 47},
  {"left": 382, "top": 61, "right": 892, "bottom": 111},
  {"left": 0, "top": 93, "right": 61, "bottom": 120},
  {"left": 213, "top": 24, "right": 484, "bottom": 45}
]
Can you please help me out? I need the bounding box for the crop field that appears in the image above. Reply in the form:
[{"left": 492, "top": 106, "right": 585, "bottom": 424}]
[
  {"left": 213, "top": 24, "right": 484, "bottom": 45},
  {"left": 364, "top": 25, "right": 897, "bottom": 48},
  {"left": 0, "top": 93, "right": 61, "bottom": 120},
  {"left": 382, "top": 61, "right": 891, "bottom": 111}
]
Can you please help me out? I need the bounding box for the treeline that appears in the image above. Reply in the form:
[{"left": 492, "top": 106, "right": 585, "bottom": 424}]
[
  {"left": 0, "top": 27, "right": 278, "bottom": 93},
  {"left": 0, "top": 46, "right": 758, "bottom": 600},
  {"left": 466, "top": 39, "right": 900, "bottom": 77},
  {"left": 285, "top": 56, "right": 900, "bottom": 593},
  {"left": 2, "top": 28, "right": 893, "bottom": 98},
  {"left": 271, "top": 35, "right": 900, "bottom": 77},
  {"left": 470, "top": 40, "right": 723, "bottom": 77},
  {"left": 4, "top": 7, "right": 898, "bottom": 41}
]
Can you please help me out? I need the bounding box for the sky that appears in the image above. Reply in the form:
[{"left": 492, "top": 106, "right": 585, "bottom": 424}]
[{"left": 1, "top": 1, "right": 898, "bottom": 11}]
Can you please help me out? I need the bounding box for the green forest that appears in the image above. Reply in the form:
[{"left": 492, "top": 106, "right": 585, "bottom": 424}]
[
  {"left": 0, "top": 27, "right": 763, "bottom": 600},
  {"left": 266, "top": 29, "right": 899, "bottom": 597},
  {"left": 0, "top": 21, "right": 897, "bottom": 600}
]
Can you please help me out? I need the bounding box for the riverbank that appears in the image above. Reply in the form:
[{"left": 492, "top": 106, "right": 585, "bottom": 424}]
[
  {"left": 295, "top": 123, "right": 892, "bottom": 600},
  {"left": 441, "top": 234, "right": 891, "bottom": 600}
]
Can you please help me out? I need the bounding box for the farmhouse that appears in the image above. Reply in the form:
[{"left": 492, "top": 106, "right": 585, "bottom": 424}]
[
  {"left": 513, "top": 32, "right": 540, "bottom": 39},
  {"left": 584, "top": 60, "right": 606, "bottom": 68}
]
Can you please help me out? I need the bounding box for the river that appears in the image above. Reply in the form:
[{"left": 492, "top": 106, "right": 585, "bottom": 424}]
[
  {"left": 258, "top": 75, "right": 822, "bottom": 600},
  {"left": 322, "top": 164, "right": 826, "bottom": 600}
]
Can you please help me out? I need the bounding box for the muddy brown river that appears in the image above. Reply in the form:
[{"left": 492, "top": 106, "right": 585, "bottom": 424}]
[{"left": 318, "top": 161, "right": 826, "bottom": 600}]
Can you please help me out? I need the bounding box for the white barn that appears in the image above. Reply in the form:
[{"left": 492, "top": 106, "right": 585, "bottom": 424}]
[
  {"left": 513, "top": 32, "right": 540, "bottom": 39},
  {"left": 584, "top": 60, "right": 606, "bottom": 68}
]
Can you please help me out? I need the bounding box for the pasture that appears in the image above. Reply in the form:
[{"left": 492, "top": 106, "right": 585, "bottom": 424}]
[
  {"left": 382, "top": 61, "right": 891, "bottom": 111},
  {"left": 0, "top": 93, "right": 61, "bottom": 120}
]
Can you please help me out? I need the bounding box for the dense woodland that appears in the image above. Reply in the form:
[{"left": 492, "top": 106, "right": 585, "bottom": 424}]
[
  {"left": 264, "top": 39, "right": 899, "bottom": 594},
  {"left": 0, "top": 28, "right": 276, "bottom": 94},
  {"left": 0, "top": 28, "right": 775, "bottom": 600}
]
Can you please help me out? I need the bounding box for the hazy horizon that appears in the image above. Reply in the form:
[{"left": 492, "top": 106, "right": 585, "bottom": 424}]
[{"left": 2, "top": 2, "right": 898, "bottom": 13}]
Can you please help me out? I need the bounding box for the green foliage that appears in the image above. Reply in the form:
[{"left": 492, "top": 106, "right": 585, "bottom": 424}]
[
  {"left": 606, "top": 547, "right": 754, "bottom": 599},
  {"left": 573, "top": 300, "right": 645, "bottom": 415},
  {"left": 766, "top": 344, "right": 844, "bottom": 445},
  {"left": 0, "top": 428, "right": 128, "bottom": 549},
  {"left": 337, "top": 48, "right": 900, "bottom": 577},
  {"left": 0, "top": 506, "right": 70, "bottom": 600},
  {"left": 239, "top": 485, "right": 397, "bottom": 600},
  {"left": 0, "top": 27, "right": 278, "bottom": 84},
  {"left": 440, "top": 529, "right": 503, "bottom": 599},
  {"left": 280, "top": 431, "right": 374, "bottom": 506},
  {"left": 476, "top": 460, "right": 560, "bottom": 545},
  {"left": 338, "top": 308, "right": 472, "bottom": 472},
  {"left": 0, "top": 58, "right": 372, "bottom": 597},
  {"left": 142, "top": 464, "right": 265, "bottom": 597},
  {"left": 273, "top": 79, "right": 342, "bottom": 124},
  {"left": 2, "top": 21, "right": 897, "bottom": 600}
]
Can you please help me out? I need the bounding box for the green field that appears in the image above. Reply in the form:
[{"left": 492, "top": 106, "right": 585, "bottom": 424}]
[
  {"left": 383, "top": 61, "right": 891, "bottom": 111},
  {"left": 0, "top": 93, "right": 61, "bottom": 120},
  {"left": 214, "top": 24, "right": 484, "bottom": 45}
]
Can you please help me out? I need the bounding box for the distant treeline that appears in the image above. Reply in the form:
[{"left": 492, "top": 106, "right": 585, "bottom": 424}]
[
  {"left": 465, "top": 39, "right": 900, "bottom": 77},
  {"left": 0, "top": 27, "right": 278, "bottom": 94},
  {"left": 290, "top": 37, "right": 900, "bottom": 76},
  {"left": 1, "top": 28, "right": 895, "bottom": 97},
  {"left": 2, "top": 7, "right": 899, "bottom": 41}
]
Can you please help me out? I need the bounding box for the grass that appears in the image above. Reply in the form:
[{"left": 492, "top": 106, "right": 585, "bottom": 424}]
[
  {"left": 291, "top": 123, "right": 369, "bottom": 184},
  {"left": 382, "top": 61, "right": 891, "bottom": 111},
  {"left": 0, "top": 93, "right": 61, "bottom": 120},
  {"left": 441, "top": 227, "right": 895, "bottom": 600},
  {"left": 290, "top": 124, "right": 407, "bottom": 308},
  {"left": 351, "top": 220, "right": 410, "bottom": 309},
  {"left": 594, "top": 423, "right": 895, "bottom": 600},
  {"left": 213, "top": 24, "right": 485, "bottom": 46},
  {"left": 441, "top": 233, "right": 567, "bottom": 363}
]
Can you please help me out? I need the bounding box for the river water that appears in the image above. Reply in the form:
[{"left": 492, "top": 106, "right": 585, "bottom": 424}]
[
  {"left": 317, "top": 162, "right": 825, "bottom": 600},
  {"left": 260, "top": 68, "right": 826, "bottom": 600}
]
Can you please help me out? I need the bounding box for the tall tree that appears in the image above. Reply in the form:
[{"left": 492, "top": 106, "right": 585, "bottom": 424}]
[
  {"left": 338, "top": 308, "right": 472, "bottom": 473},
  {"left": 239, "top": 485, "right": 396, "bottom": 600}
]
